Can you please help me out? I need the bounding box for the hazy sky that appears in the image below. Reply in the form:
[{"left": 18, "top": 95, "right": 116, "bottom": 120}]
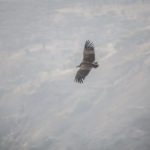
[{"left": 0, "top": 0, "right": 150, "bottom": 150}]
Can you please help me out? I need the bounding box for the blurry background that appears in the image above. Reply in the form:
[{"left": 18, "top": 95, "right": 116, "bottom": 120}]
[{"left": 0, "top": 0, "right": 150, "bottom": 150}]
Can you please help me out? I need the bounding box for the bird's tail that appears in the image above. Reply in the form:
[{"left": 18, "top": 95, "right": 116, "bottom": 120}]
[{"left": 92, "top": 62, "right": 99, "bottom": 68}]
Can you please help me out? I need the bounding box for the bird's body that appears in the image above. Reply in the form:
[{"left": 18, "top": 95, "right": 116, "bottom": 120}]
[{"left": 74, "top": 40, "right": 99, "bottom": 83}]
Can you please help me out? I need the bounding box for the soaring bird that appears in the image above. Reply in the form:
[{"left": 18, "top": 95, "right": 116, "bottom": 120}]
[{"left": 74, "top": 40, "right": 99, "bottom": 83}]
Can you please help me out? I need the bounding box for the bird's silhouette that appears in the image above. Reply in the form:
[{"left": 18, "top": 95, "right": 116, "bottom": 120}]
[{"left": 75, "top": 40, "right": 99, "bottom": 83}]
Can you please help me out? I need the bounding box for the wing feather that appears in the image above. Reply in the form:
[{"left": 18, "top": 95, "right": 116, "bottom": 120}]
[
  {"left": 83, "top": 40, "right": 95, "bottom": 63},
  {"left": 74, "top": 64, "right": 92, "bottom": 83}
]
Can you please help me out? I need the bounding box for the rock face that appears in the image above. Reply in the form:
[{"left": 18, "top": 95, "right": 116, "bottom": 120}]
[{"left": 0, "top": 1, "right": 150, "bottom": 150}]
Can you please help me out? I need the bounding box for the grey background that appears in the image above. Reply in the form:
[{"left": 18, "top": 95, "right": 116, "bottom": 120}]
[{"left": 0, "top": 0, "right": 150, "bottom": 150}]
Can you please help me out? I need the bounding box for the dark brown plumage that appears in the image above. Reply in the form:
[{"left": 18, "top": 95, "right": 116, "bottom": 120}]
[{"left": 74, "top": 40, "right": 99, "bottom": 83}]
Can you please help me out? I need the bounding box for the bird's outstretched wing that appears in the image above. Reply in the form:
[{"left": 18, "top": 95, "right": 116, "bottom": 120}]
[
  {"left": 74, "top": 64, "right": 92, "bottom": 83},
  {"left": 83, "top": 40, "right": 95, "bottom": 63}
]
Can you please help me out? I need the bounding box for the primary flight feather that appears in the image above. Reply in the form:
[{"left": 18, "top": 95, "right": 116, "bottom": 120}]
[{"left": 74, "top": 40, "right": 99, "bottom": 83}]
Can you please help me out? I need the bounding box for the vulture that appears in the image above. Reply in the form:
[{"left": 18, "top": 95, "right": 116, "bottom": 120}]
[{"left": 74, "top": 40, "right": 99, "bottom": 83}]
